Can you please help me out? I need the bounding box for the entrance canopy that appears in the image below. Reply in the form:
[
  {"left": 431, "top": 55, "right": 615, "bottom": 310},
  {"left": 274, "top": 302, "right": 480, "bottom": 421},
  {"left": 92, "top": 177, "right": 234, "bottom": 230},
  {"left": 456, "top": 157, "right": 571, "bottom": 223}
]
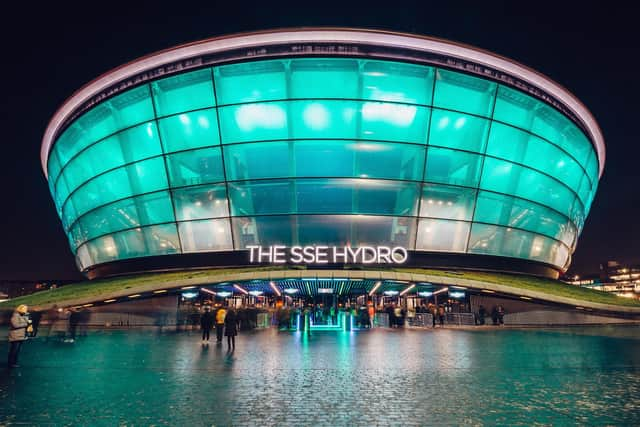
[{"left": 201, "top": 278, "right": 451, "bottom": 298}]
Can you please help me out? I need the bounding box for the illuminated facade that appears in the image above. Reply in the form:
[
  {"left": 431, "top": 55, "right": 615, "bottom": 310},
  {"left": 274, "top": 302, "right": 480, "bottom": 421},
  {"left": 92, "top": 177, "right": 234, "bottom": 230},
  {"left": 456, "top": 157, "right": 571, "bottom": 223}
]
[{"left": 41, "top": 29, "right": 604, "bottom": 279}]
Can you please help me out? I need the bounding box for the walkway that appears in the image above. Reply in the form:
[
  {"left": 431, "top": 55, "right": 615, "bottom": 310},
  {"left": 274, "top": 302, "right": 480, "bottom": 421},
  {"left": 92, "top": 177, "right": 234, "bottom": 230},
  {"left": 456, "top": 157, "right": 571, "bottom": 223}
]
[{"left": 2, "top": 327, "right": 640, "bottom": 425}]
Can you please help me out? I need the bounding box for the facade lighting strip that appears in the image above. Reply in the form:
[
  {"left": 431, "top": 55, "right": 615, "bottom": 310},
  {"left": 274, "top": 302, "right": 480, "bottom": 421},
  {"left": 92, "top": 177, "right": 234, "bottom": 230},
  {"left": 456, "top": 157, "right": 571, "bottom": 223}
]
[
  {"left": 233, "top": 284, "right": 248, "bottom": 294},
  {"left": 399, "top": 284, "right": 416, "bottom": 296},
  {"left": 368, "top": 281, "right": 382, "bottom": 296},
  {"left": 269, "top": 281, "right": 281, "bottom": 297}
]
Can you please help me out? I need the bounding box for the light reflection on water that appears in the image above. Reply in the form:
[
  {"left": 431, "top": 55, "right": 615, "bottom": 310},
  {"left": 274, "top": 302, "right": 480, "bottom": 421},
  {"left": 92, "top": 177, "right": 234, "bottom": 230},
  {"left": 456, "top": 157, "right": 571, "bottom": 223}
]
[{"left": 1, "top": 326, "right": 640, "bottom": 425}]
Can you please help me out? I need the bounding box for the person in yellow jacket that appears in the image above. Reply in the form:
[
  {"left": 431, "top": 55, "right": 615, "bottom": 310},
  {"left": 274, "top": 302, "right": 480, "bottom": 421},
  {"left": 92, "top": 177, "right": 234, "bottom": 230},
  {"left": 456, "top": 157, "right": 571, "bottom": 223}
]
[{"left": 215, "top": 307, "right": 227, "bottom": 343}]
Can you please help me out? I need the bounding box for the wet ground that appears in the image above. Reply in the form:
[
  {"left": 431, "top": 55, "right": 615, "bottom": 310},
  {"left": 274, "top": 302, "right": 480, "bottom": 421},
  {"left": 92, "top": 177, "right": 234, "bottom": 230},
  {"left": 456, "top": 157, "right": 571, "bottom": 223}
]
[{"left": 1, "top": 325, "right": 640, "bottom": 425}]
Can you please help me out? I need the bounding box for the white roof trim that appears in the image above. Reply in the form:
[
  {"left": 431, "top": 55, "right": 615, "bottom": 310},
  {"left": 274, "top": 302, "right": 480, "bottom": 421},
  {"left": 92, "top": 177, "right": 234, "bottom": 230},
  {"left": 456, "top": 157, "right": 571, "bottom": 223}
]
[{"left": 41, "top": 28, "right": 605, "bottom": 178}]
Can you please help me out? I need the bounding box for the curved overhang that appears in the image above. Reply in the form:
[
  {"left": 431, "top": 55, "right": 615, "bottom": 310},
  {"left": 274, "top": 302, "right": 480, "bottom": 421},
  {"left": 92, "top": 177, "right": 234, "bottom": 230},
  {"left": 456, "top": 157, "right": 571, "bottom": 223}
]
[
  {"left": 40, "top": 28, "right": 606, "bottom": 179},
  {"left": 23, "top": 268, "right": 640, "bottom": 318}
]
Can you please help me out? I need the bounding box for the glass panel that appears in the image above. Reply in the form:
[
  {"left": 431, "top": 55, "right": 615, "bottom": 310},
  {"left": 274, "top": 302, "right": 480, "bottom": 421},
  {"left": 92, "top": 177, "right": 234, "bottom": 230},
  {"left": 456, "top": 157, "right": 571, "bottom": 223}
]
[
  {"left": 225, "top": 140, "right": 426, "bottom": 181},
  {"left": 289, "top": 58, "right": 359, "bottom": 99},
  {"left": 61, "top": 122, "right": 162, "bottom": 195},
  {"left": 69, "top": 157, "right": 168, "bottom": 219},
  {"left": 61, "top": 197, "right": 77, "bottom": 231},
  {"left": 480, "top": 157, "right": 575, "bottom": 217},
  {"left": 86, "top": 223, "right": 180, "bottom": 265},
  {"left": 228, "top": 180, "right": 291, "bottom": 216},
  {"left": 495, "top": 86, "right": 594, "bottom": 171},
  {"left": 53, "top": 123, "right": 90, "bottom": 166},
  {"left": 433, "top": 69, "right": 496, "bottom": 117},
  {"left": 232, "top": 216, "right": 291, "bottom": 248},
  {"left": 157, "top": 109, "right": 219, "bottom": 153},
  {"left": 493, "top": 85, "right": 540, "bottom": 131},
  {"left": 529, "top": 105, "right": 568, "bottom": 146},
  {"left": 75, "top": 244, "right": 92, "bottom": 271},
  {"left": 361, "top": 60, "right": 434, "bottom": 104},
  {"left": 473, "top": 191, "right": 576, "bottom": 247},
  {"left": 68, "top": 222, "right": 85, "bottom": 250},
  {"left": 297, "top": 215, "right": 416, "bottom": 247},
  {"left": 290, "top": 100, "right": 358, "bottom": 140},
  {"left": 77, "top": 191, "right": 175, "bottom": 243},
  {"left": 47, "top": 149, "right": 62, "bottom": 184},
  {"left": 214, "top": 60, "right": 287, "bottom": 105},
  {"left": 428, "top": 109, "right": 490, "bottom": 153},
  {"left": 585, "top": 149, "right": 599, "bottom": 186},
  {"left": 560, "top": 127, "right": 592, "bottom": 170},
  {"left": 166, "top": 147, "right": 224, "bottom": 187},
  {"left": 53, "top": 85, "right": 155, "bottom": 165},
  {"left": 224, "top": 141, "right": 289, "bottom": 181},
  {"left": 151, "top": 69, "right": 215, "bottom": 117},
  {"left": 486, "top": 122, "right": 582, "bottom": 192},
  {"left": 55, "top": 174, "right": 72, "bottom": 216},
  {"left": 415, "top": 218, "right": 469, "bottom": 252},
  {"left": 178, "top": 219, "right": 233, "bottom": 252},
  {"left": 468, "top": 223, "right": 569, "bottom": 268},
  {"left": 360, "top": 102, "right": 430, "bottom": 143},
  {"left": 228, "top": 179, "right": 419, "bottom": 216},
  {"left": 218, "top": 102, "right": 288, "bottom": 143},
  {"left": 232, "top": 215, "right": 416, "bottom": 248},
  {"left": 424, "top": 147, "right": 483, "bottom": 187},
  {"left": 577, "top": 175, "right": 591, "bottom": 207},
  {"left": 295, "top": 141, "right": 426, "bottom": 181},
  {"left": 569, "top": 197, "right": 586, "bottom": 232},
  {"left": 172, "top": 184, "right": 229, "bottom": 221},
  {"left": 420, "top": 184, "right": 476, "bottom": 221}
]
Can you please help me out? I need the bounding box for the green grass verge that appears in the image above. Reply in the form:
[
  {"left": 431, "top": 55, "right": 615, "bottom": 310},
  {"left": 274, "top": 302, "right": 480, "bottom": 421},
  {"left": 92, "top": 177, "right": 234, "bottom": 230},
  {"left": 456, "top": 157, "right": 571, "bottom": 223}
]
[
  {"left": 0, "top": 267, "right": 282, "bottom": 310},
  {"left": 394, "top": 268, "right": 640, "bottom": 308},
  {"left": 1, "top": 266, "right": 638, "bottom": 310}
]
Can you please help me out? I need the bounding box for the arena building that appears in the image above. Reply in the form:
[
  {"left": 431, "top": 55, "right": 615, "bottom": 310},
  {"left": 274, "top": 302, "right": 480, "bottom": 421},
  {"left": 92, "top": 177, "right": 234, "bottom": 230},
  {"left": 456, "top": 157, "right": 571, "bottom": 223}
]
[{"left": 41, "top": 28, "right": 604, "bottom": 287}]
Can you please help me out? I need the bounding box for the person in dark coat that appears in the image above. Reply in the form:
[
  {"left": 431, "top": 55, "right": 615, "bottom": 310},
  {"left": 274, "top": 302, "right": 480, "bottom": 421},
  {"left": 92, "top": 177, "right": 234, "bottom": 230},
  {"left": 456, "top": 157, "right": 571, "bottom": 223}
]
[
  {"left": 224, "top": 309, "right": 238, "bottom": 350},
  {"left": 491, "top": 306, "right": 499, "bottom": 325},
  {"left": 67, "top": 308, "right": 80, "bottom": 342},
  {"left": 385, "top": 304, "right": 395, "bottom": 328},
  {"left": 497, "top": 305, "right": 505, "bottom": 325},
  {"left": 477, "top": 305, "right": 486, "bottom": 326},
  {"left": 437, "top": 305, "right": 445, "bottom": 327},
  {"left": 200, "top": 307, "right": 214, "bottom": 342},
  {"left": 8, "top": 305, "right": 31, "bottom": 368}
]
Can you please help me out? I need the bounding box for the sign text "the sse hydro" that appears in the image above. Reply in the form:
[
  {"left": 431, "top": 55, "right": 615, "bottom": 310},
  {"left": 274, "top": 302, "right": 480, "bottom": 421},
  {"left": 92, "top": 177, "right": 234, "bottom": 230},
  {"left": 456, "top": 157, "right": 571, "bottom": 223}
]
[{"left": 247, "top": 245, "right": 408, "bottom": 264}]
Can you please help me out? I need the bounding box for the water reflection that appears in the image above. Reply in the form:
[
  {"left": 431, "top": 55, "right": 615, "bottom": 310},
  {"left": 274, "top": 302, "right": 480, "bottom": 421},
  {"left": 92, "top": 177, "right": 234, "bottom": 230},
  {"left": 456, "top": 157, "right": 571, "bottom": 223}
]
[{"left": 2, "top": 327, "right": 640, "bottom": 425}]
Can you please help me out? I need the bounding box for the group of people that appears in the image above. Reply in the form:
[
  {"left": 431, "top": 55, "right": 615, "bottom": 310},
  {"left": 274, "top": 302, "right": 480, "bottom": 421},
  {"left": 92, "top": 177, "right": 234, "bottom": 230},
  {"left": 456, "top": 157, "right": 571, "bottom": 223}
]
[
  {"left": 415, "top": 304, "right": 447, "bottom": 327},
  {"left": 475, "top": 304, "right": 505, "bottom": 325},
  {"left": 199, "top": 306, "right": 238, "bottom": 351}
]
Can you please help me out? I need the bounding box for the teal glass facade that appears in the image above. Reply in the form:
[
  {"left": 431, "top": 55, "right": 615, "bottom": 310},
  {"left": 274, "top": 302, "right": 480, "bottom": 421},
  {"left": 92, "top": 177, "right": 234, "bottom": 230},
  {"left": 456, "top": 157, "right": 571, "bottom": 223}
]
[{"left": 45, "top": 57, "right": 600, "bottom": 273}]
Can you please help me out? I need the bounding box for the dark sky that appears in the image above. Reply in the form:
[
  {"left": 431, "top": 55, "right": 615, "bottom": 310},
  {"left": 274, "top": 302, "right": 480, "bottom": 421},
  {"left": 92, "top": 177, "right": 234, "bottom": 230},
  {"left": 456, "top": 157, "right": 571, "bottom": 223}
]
[{"left": 0, "top": 1, "right": 637, "bottom": 280}]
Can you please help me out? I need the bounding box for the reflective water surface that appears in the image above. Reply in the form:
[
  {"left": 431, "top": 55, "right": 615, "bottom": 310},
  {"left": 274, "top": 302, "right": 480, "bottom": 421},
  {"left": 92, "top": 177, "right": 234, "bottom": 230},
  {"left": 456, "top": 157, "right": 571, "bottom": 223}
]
[{"left": 2, "top": 326, "right": 640, "bottom": 425}]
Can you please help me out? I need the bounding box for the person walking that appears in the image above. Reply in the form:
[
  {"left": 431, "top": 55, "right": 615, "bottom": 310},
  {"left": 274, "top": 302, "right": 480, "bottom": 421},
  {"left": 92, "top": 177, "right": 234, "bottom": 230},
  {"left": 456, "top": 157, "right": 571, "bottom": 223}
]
[
  {"left": 497, "top": 305, "right": 505, "bottom": 325},
  {"left": 215, "top": 306, "right": 227, "bottom": 343},
  {"left": 8, "top": 304, "right": 32, "bottom": 368},
  {"left": 200, "top": 307, "right": 214, "bottom": 342},
  {"left": 224, "top": 309, "right": 238, "bottom": 351},
  {"left": 491, "top": 306, "right": 499, "bottom": 325},
  {"left": 429, "top": 304, "right": 437, "bottom": 328},
  {"left": 437, "top": 305, "right": 445, "bottom": 327},
  {"left": 66, "top": 308, "right": 79, "bottom": 343},
  {"left": 477, "top": 305, "right": 486, "bottom": 326}
]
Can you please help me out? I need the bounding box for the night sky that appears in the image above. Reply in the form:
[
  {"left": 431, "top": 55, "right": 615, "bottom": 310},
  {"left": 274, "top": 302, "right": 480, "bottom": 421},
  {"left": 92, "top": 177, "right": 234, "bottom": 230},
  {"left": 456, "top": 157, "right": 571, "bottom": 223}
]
[{"left": 1, "top": 1, "right": 637, "bottom": 280}]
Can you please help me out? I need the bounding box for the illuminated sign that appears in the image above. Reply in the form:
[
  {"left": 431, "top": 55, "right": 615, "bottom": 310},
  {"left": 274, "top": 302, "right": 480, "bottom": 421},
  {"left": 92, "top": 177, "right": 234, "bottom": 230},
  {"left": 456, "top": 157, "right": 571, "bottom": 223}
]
[{"left": 247, "top": 245, "right": 408, "bottom": 264}]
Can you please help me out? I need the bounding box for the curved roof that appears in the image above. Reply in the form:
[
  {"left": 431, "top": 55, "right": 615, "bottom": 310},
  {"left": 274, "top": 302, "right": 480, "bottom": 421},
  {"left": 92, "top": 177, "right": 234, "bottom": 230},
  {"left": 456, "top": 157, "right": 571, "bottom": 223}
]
[{"left": 40, "top": 27, "right": 605, "bottom": 178}]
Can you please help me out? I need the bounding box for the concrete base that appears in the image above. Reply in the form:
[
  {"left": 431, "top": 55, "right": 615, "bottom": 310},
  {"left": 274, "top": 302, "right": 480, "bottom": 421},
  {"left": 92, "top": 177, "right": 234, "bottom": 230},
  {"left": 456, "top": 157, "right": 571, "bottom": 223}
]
[
  {"left": 471, "top": 295, "right": 639, "bottom": 326},
  {"left": 79, "top": 295, "right": 178, "bottom": 328}
]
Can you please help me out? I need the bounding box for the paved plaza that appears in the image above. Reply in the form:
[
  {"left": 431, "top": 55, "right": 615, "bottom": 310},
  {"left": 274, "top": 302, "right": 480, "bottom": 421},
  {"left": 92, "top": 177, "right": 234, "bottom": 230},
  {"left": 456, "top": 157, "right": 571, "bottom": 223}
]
[{"left": 2, "top": 326, "right": 640, "bottom": 425}]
